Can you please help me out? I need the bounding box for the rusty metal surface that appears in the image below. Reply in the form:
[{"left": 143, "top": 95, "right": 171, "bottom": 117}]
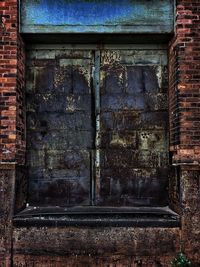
[
  {"left": 26, "top": 49, "right": 95, "bottom": 206},
  {"left": 97, "top": 49, "right": 169, "bottom": 206},
  {"left": 26, "top": 46, "right": 168, "bottom": 207}
]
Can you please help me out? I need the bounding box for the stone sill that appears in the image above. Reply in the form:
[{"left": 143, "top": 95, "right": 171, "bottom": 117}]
[{"left": 14, "top": 206, "right": 180, "bottom": 228}]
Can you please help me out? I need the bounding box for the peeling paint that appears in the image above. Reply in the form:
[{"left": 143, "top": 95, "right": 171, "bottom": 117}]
[{"left": 20, "top": 0, "right": 175, "bottom": 34}]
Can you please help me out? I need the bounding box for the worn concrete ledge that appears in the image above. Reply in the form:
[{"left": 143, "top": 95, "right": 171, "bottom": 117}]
[
  {"left": 13, "top": 206, "right": 180, "bottom": 228},
  {"left": 13, "top": 216, "right": 180, "bottom": 228},
  {"left": 12, "top": 255, "right": 176, "bottom": 267},
  {"left": 13, "top": 226, "right": 180, "bottom": 256}
]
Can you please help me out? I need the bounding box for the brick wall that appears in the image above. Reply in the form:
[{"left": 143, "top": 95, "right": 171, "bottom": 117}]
[
  {"left": 169, "top": 0, "right": 200, "bottom": 165},
  {"left": 0, "top": 1, "right": 25, "bottom": 266},
  {"left": 168, "top": 1, "right": 200, "bottom": 265},
  {"left": 0, "top": 0, "right": 25, "bottom": 164}
]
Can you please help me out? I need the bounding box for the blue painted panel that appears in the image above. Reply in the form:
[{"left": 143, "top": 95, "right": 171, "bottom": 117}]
[{"left": 20, "top": 0, "right": 174, "bottom": 34}]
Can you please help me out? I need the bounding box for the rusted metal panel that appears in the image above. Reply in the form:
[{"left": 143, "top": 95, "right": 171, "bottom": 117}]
[
  {"left": 26, "top": 49, "right": 94, "bottom": 206},
  {"left": 26, "top": 45, "right": 168, "bottom": 208},
  {"left": 20, "top": 0, "right": 175, "bottom": 34},
  {"left": 97, "top": 49, "right": 169, "bottom": 206}
]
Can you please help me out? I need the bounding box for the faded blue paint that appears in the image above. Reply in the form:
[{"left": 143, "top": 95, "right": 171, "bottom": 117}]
[{"left": 20, "top": 0, "right": 175, "bottom": 34}]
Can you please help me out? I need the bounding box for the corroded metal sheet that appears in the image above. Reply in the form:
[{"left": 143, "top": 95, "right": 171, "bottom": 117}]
[
  {"left": 20, "top": 0, "right": 174, "bottom": 34},
  {"left": 26, "top": 46, "right": 169, "bottom": 207},
  {"left": 26, "top": 49, "right": 94, "bottom": 206},
  {"left": 97, "top": 49, "right": 169, "bottom": 206}
]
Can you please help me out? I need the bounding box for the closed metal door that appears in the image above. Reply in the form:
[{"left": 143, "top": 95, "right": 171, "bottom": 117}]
[
  {"left": 26, "top": 45, "right": 169, "bottom": 207},
  {"left": 97, "top": 49, "right": 169, "bottom": 206},
  {"left": 26, "top": 49, "right": 94, "bottom": 206}
]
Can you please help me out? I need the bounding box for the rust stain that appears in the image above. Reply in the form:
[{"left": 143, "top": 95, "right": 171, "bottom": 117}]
[{"left": 26, "top": 48, "right": 168, "bottom": 207}]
